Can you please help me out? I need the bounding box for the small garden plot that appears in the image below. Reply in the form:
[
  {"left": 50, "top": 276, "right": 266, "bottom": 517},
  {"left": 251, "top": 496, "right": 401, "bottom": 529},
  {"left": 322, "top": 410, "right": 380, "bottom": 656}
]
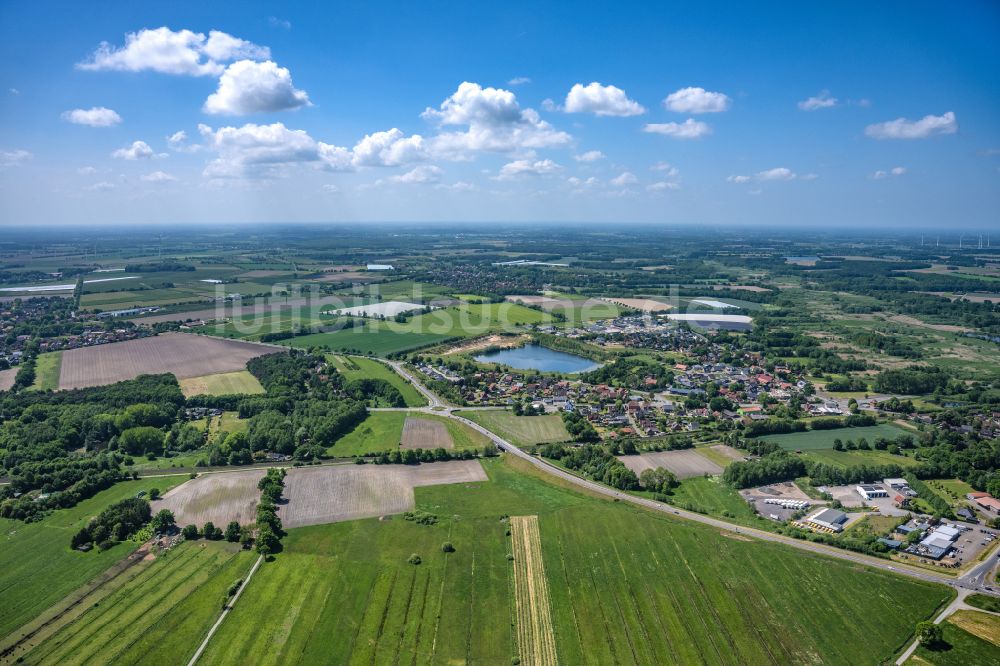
[
  {"left": 58, "top": 333, "right": 280, "bottom": 389},
  {"left": 178, "top": 369, "right": 264, "bottom": 397},
  {"left": 157, "top": 469, "right": 265, "bottom": 527},
  {"left": 400, "top": 417, "right": 454, "bottom": 449},
  {"left": 277, "top": 461, "right": 488, "bottom": 528},
  {"left": 618, "top": 450, "right": 723, "bottom": 479}
]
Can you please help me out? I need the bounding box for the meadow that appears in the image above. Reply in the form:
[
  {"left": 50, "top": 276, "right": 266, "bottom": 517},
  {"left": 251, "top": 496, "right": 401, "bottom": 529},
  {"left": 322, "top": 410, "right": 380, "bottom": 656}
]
[
  {"left": 756, "top": 423, "right": 912, "bottom": 451},
  {"left": 178, "top": 369, "right": 264, "bottom": 397},
  {"left": 456, "top": 410, "right": 571, "bottom": 446},
  {"left": 196, "top": 457, "right": 949, "bottom": 666},
  {"left": 328, "top": 411, "right": 491, "bottom": 457},
  {"left": 0, "top": 477, "right": 185, "bottom": 641},
  {"left": 800, "top": 448, "right": 921, "bottom": 468},
  {"left": 29, "top": 351, "right": 62, "bottom": 391},
  {"left": 328, "top": 355, "right": 426, "bottom": 407},
  {"left": 15, "top": 541, "right": 254, "bottom": 665},
  {"left": 908, "top": 610, "right": 1000, "bottom": 665}
]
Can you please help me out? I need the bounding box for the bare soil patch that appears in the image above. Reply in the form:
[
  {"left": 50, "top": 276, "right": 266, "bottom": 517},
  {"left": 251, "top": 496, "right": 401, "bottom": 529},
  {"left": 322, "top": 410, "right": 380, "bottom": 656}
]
[
  {"left": 400, "top": 417, "right": 454, "bottom": 449},
  {"left": 709, "top": 444, "right": 744, "bottom": 461},
  {"left": 58, "top": 333, "right": 280, "bottom": 389},
  {"left": 510, "top": 515, "right": 558, "bottom": 666},
  {"left": 740, "top": 481, "right": 811, "bottom": 502},
  {"left": 441, "top": 334, "right": 530, "bottom": 356},
  {"left": 601, "top": 297, "right": 672, "bottom": 312},
  {"left": 710, "top": 284, "right": 771, "bottom": 292},
  {"left": 0, "top": 368, "right": 17, "bottom": 392},
  {"left": 277, "top": 461, "right": 487, "bottom": 528},
  {"left": 157, "top": 469, "right": 265, "bottom": 527},
  {"left": 617, "top": 450, "right": 722, "bottom": 479},
  {"left": 887, "top": 314, "right": 972, "bottom": 333}
]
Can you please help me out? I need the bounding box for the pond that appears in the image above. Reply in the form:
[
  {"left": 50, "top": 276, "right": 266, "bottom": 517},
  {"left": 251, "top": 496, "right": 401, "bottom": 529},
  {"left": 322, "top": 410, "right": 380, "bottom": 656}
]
[{"left": 473, "top": 343, "right": 600, "bottom": 374}]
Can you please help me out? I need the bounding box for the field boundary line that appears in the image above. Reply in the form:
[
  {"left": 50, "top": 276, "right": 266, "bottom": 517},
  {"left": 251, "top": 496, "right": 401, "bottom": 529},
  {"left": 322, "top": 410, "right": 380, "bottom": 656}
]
[{"left": 187, "top": 553, "right": 264, "bottom": 666}]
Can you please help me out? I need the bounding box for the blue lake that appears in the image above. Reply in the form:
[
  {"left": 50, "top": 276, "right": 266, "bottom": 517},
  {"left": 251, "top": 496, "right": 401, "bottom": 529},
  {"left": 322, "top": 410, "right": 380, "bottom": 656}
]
[{"left": 474, "top": 344, "right": 600, "bottom": 373}]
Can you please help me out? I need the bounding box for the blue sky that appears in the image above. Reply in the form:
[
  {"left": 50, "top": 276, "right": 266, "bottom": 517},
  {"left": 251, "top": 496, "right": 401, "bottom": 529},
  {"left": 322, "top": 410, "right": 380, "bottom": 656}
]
[{"left": 1, "top": 1, "right": 998, "bottom": 227}]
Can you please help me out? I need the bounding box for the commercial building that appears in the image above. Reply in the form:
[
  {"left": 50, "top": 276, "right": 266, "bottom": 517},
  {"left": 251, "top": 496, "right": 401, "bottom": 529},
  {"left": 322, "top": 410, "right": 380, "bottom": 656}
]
[
  {"left": 802, "top": 508, "right": 849, "bottom": 533},
  {"left": 856, "top": 484, "right": 889, "bottom": 500}
]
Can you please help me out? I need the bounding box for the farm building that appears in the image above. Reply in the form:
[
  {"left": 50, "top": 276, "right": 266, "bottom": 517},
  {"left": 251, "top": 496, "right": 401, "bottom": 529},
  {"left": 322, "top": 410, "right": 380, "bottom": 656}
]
[
  {"left": 877, "top": 538, "right": 902, "bottom": 550},
  {"left": 956, "top": 508, "right": 978, "bottom": 522},
  {"left": 856, "top": 484, "right": 888, "bottom": 500},
  {"left": 883, "top": 478, "right": 908, "bottom": 489},
  {"left": 802, "top": 508, "right": 849, "bottom": 533},
  {"left": 973, "top": 495, "right": 1000, "bottom": 514},
  {"left": 366, "top": 264, "right": 395, "bottom": 271}
]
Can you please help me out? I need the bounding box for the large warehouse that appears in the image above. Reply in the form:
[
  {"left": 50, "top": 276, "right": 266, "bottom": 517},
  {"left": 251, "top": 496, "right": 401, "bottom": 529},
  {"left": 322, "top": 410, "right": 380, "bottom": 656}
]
[{"left": 802, "top": 508, "right": 849, "bottom": 533}]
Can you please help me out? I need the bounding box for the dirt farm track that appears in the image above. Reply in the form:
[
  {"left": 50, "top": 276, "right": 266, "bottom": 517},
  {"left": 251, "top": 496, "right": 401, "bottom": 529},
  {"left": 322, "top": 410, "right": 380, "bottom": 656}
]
[{"left": 57, "top": 333, "right": 282, "bottom": 389}]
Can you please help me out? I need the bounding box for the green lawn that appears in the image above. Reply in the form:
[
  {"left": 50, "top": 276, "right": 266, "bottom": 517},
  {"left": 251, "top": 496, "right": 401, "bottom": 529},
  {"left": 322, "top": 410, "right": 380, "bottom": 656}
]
[
  {"left": 908, "top": 612, "right": 1000, "bottom": 666},
  {"left": 758, "top": 423, "right": 912, "bottom": 451},
  {"left": 329, "top": 355, "right": 426, "bottom": 407},
  {"left": 966, "top": 594, "right": 1000, "bottom": 613},
  {"left": 17, "top": 541, "right": 254, "bottom": 665},
  {"left": 0, "top": 477, "right": 186, "bottom": 640},
  {"left": 30, "top": 351, "right": 62, "bottom": 391},
  {"left": 196, "top": 456, "right": 950, "bottom": 666},
  {"left": 178, "top": 369, "right": 264, "bottom": 397},
  {"left": 667, "top": 475, "right": 761, "bottom": 526},
  {"left": 801, "top": 448, "right": 921, "bottom": 468},
  {"left": 456, "top": 410, "right": 570, "bottom": 446},
  {"left": 328, "top": 411, "right": 491, "bottom": 457}
]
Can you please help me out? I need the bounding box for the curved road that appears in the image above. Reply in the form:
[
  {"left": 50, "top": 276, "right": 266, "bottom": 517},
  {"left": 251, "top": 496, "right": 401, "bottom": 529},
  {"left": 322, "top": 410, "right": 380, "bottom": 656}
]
[{"left": 382, "top": 358, "right": 1000, "bottom": 596}]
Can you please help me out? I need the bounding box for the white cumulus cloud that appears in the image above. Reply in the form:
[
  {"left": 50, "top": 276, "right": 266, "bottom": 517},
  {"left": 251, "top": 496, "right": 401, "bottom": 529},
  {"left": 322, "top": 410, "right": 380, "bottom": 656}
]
[
  {"left": 756, "top": 167, "right": 797, "bottom": 181},
  {"left": 78, "top": 27, "right": 269, "bottom": 77},
  {"left": 140, "top": 170, "right": 176, "bottom": 182},
  {"left": 351, "top": 128, "right": 426, "bottom": 167},
  {"left": 203, "top": 60, "right": 310, "bottom": 115},
  {"left": 385, "top": 165, "right": 443, "bottom": 184},
  {"left": 798, "top": 90, "right": 838, "bottom": 111},
  {"left": 62, "top": 107, "right": 122, "bottom": 127},
  {"left": 422, "top": 82, "right": 571, "bottom": 158},
  {"left": 865, "top": 112, "right": 957, "bottom": 140},
  {"left": 610, "top": 171, "right": 638, "bottom": 187},
  {"left": 496, "top": 159, "right": 562, "bottom": 180},
  {"left": 574, "top": 150, "right": 605, "bottom": 162},
  {"left": 1, "top": 149, "right": 32, "bottom": 166},
  {"left": 199, "top": 122, "right": 351, "bottom": 178},
  {"left": 726, "top": 175, "right": 751, "bottom": 183},
  {"left": 872, "top": 166, "right": 907, "bottom": 179},
  {"left": 663, "top": 87, "right": 730, "bottom": 113},
  {"left": 112, "top": 140, "right": 158, "bottom": 160},
  {"left": 508, "top": 77, "right": 531, "bottom": 86},
  {"left": 563, "top": 82, "right": 645, "bottom": 117},
  {"left": 643, "top": 119, "right": 711, "bottom": 139}
]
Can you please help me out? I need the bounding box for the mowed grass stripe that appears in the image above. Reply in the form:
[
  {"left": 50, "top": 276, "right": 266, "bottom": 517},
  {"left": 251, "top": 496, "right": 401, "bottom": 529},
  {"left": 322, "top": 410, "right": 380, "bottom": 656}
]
[
  {"left": 511, "top": 516, "right": 558, "bottom": 666},
  {"left": 28, "top": 544, "right": 227, "bottom": 665}
]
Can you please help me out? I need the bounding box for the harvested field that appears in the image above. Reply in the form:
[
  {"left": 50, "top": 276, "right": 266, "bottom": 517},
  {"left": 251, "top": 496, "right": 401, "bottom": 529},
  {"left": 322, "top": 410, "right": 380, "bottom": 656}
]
[
  {"left": 510, "top": 515, "right": 558, "bottom": 666},
  {"left": 710, "top": 284, "right": 771, "bottom": 292},
  {"left": 178, "top": 370, "right": 265, "bottom": 397},
  {"left": 400, "top": 417, "right": 454, "bottom": 449},
  {"left": 709, "top": 444, "right": 745, "bottom": 461},
  {"left": 617, "top": 449, "right": 723, "bottom": 479},
  {"left": 948, "top": 610, "right": 1000, "bottom": 647},
  {"left": 278, "top": 460, "right": 487, "bottom": 528},
  {"left": 0, "top": 367, "right": 16, "bottom": 391},
  {"left": 156, "top": 469, "right": 265, "bottom": 527},
  {"left": 601, "top": 297, "right": 672, "bottom": 312},
  {"left": 888, "top": 314, "right": 971, "bottom": 333},
  {"left": 57, "top": 333, "right": 280, "bottom": 389}
]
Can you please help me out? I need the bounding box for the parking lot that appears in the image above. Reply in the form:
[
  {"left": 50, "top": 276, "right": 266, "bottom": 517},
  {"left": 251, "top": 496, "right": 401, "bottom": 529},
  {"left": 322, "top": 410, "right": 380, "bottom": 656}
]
[{"left": 945, "top": 524, "right": 1000, "bottom": 568}]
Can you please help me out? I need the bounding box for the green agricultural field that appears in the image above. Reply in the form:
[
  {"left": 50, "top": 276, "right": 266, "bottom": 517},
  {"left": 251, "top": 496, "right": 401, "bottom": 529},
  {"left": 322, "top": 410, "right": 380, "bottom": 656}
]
[
  {"left": 328, "top": 411, "right": 491, "bottom": 457},
  {"left": 908, "top": 611, "right": 1000, "bottom": 666},
  {"left": 178, "top": 369, "right": 264, "bottom": 397},
  {"left": 758, "top": 423, "right": 912, "bottom": 451},
  {"left": 0, "top": 477, "right": 186, "bottom": 640},
  {"left": 329, "top": 355, "right": 426, "bottom": 407},
  {"left": 286, "top": 324, "right": 452, "bottom": 356},
  {"left": 16, "top": 541, "right": 254, "bottom": 665},
  {"left": 667, "top": 475, "right": 760, "bottom": 526},
  {"left": 800, "top": 448, "right": 921, "bottom": 468},
  {"left": 29, "top": 351, "right": 61, "bottom": 391},
  {"left": 457, "top": 410, "right": 570, "bottom": 446},
  {"left": 197, "top": 456, "right": 949, "bottom": 666}
]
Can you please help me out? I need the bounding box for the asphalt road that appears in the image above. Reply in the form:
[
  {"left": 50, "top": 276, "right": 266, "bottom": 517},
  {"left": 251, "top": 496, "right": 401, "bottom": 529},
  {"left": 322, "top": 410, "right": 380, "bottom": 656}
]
[{"left": 388, "top": 360, "right": 1000, "bottom": 596}]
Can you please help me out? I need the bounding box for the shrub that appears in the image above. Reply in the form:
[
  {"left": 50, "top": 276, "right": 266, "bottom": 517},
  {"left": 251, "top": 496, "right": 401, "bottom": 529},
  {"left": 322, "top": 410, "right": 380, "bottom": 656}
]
[
  {"left": 408, "top": 553, "right": 422, "bottom": 565},
  {"left": 442, "top": 542, "right": 455, "bottom": 553}
]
